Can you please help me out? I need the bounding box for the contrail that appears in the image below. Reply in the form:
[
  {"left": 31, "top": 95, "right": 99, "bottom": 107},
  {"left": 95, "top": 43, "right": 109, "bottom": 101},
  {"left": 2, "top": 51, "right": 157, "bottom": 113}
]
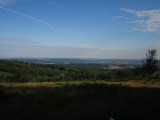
[{"left": 0, "top": 6, "right": 53, "bottom": 29}]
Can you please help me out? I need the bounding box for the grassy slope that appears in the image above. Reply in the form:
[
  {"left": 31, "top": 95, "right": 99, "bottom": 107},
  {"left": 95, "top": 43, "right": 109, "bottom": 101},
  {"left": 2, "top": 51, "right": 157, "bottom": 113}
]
[{"left": 0, "top": 82, "right": 160, "bottom": 120}]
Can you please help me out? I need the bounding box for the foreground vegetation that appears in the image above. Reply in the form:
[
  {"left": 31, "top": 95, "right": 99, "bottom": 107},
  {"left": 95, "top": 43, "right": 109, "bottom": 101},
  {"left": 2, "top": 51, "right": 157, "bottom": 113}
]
[
  {"left": 1, "top": 81, "right": 160, "bottom": 88},
  {"left": 0, "top": 82, "right": 160, "bottom": 120}
]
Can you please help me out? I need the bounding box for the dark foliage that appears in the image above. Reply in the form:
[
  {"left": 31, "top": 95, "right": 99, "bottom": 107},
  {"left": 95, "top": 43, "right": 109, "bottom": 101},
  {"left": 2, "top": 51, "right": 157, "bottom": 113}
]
[
  {"left": 142, "top": 49, "right": 159, "bottom": 80},
  {"left": 0, "top": 84, "right": 160, "bottom": 120}
]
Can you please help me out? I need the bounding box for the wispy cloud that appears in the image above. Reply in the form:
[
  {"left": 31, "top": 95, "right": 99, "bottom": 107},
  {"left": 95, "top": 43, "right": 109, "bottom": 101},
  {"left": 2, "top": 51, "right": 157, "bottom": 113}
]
[
  {"left": 120, "top": 8, "right": 160, "bottom": 33},
  {"left": 120, "top": 8, "right": 135, "bottom": 14},
  {"left": 0, "top": 6, "right": 53, "bottom": 29},
  {"left": 79, "top": 44, "right": 111, "bottom": 50},
  {"left": 0, "top": 37, "right": 145, "bottom": 59},
  {"left": 0, "top": 0, "right": 19, "bottom": 5},
  {"left": 0, "top": 37, "right": 37, "bottom": 45},
  {"left": 112, "top": 16, "right": 123, "bottom": 19},
  {"left": 49, "top": 1, "right": 64, "bottom": 7}
]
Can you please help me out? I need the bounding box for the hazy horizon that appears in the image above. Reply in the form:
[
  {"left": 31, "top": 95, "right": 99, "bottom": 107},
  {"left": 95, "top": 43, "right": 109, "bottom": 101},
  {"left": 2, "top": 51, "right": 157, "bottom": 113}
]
[
  {"left": 0, "top": 57, "right": 141, "bottom": 60},
  {"left": 1, "top": 0, "right": 160, "bottom": 59}
]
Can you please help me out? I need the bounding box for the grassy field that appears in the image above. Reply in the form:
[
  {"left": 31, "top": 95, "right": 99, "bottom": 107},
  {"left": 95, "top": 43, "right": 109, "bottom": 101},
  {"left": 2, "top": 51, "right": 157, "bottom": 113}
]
[
  {"left": 0, "top": 81, "right": 160, "bottom": 120},
  {"left": 1, "top": 81, "right": 160, "bottom": 88}
]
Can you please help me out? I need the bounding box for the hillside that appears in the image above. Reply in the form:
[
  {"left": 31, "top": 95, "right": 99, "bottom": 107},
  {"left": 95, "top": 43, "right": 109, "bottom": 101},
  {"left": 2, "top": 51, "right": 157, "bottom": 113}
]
[{"left": 0, "top": 60, "right": 149, "bottom": 82}]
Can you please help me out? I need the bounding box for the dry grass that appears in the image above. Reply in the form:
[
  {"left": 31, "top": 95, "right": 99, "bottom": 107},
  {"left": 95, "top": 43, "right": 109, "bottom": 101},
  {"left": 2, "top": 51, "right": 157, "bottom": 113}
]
[{"left": 1, "top": 81, "right": 160, "bottom": 88}]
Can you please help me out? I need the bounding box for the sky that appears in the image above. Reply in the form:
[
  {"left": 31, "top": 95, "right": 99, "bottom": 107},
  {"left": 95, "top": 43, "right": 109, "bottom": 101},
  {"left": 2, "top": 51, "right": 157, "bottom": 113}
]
[{"left": 0, "top": 0, "right": 160, "bottom": 59}]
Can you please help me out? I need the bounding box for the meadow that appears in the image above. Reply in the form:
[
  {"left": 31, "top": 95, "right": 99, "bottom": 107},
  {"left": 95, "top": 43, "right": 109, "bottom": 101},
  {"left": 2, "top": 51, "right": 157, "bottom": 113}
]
[{"left": 0, "top": 81, "right": 160, "bottom": 120}]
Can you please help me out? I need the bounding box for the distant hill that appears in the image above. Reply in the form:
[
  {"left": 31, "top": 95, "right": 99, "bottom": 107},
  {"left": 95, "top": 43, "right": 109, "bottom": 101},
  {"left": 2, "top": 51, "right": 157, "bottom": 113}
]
[{"left": 0, "top": 58, "right": 141, "bottom": 65}]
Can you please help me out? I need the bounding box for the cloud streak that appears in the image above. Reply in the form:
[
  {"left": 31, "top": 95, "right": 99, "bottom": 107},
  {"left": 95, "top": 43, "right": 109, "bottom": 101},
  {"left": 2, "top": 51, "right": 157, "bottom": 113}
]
[
  {"left": 0, "top": 0, "right": 19, "bottom": 5},
  {"left": 49, "top": 2, "right": 64, "bottom": 7},
  {"left": 78, "top": 44, "right": 111, "bottom": 50},
  {"left": 0, "top": 37, "right": 145, "bottom": 59},
  {"left": 0, "top": 6, "right": 53, "bottom": 29},
  {"left": 112, "top": 16, "right": 123, "bottom": 19},
  {"left": 0, "top": 37, "right": 38, "bottom": 45},
  {"left": 120, "top": 8, "right": 160, "bottom": 33}
]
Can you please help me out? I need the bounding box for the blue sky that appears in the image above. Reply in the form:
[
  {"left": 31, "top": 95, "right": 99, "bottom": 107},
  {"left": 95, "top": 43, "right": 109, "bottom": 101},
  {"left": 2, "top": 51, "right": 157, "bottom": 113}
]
[{"left": 0, "top": 0, "right": 160, "bottom": 58}]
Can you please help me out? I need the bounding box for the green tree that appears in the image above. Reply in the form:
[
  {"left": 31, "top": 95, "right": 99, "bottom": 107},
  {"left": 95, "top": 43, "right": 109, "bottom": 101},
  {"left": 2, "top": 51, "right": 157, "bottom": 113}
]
[
  {"left": 142, "top": 49, "right": 159, "bottom": 81},
  {"left": 14, "top": 69, "right": 32, "bottom": 82}
]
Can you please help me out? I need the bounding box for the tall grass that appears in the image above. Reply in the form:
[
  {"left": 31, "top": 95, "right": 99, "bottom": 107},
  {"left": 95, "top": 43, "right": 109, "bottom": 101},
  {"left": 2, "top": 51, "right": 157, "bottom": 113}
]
[{"left": 0, "top": 82, "right": 160, "bottom": 120}]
